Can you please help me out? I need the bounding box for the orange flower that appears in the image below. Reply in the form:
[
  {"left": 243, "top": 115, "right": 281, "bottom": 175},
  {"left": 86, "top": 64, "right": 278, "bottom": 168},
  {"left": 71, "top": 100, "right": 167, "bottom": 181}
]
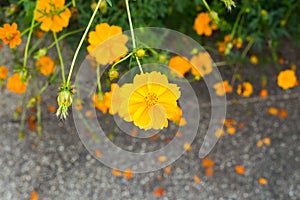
[
  {"left": 168, "top": 56, "right": 192, "bottom": 78},
  {"left": 35, "top": 0, "right": 71, "bottom": 32},
  {"left": 259, "top": 89, "right": 268, "bottom": 98},
  {"left": 0, "top": 23, "right": 22, "bottom": 48},
  {"left": 93, "top": 83, "right": 118, "bottom": 114},
  {"left": 277, "top": 69, "right": 297, "bottom": 90},
  {"left": 258, "top": 177, "right": 268, "bottom": 185},
  {"left": 213, "top": 80, "right": 232, "bottom": 96},
  {"left": 267, "top": 107, "right": 278, "bottom": 115},
  {"left": 87, "top": 23, "right": 128, "bottom": 65},
  {"left": 237, "top": 82, "right": 253, "bottom": 97},
  {"left": 235, "top": 165, "right": 246, "bottom": 175},
  {"left": 202, "top": 157, "right": 214, "bottom": 168},
  {"left": 193, "top": 12, "right": 217, "bottom": 36},
  {"left": 6, "top": 73, "right": 27, "bottom": 94},
  {"left": 190, "top": 51, "right": 213, "bottom": 78},
  {"left": 36, "top": 56, "right": 55, "bottom": 76},
  {"left": 0, "top": 66, "right": 9, "bottom": 80},
  {"left": 123, "top": 168, "right": 133, "bottom": 179},
  {"left": 227, "top": 126, "right": 236, "bottom": 135}
]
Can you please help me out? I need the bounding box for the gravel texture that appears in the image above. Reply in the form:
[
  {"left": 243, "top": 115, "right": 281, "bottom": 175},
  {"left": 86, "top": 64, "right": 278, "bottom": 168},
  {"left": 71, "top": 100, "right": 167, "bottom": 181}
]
[{"left": 0, "top": 41, "right": 300, "bottom": 200}]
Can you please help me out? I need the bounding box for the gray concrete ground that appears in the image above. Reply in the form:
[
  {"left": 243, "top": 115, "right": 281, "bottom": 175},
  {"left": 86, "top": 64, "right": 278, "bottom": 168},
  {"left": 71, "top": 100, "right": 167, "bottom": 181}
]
[
  {"left": 0, "top": 83, "right": 299, "bottom": 200},
  {"left": 0, "top": 42, "right": 300, "bottom": 199}
]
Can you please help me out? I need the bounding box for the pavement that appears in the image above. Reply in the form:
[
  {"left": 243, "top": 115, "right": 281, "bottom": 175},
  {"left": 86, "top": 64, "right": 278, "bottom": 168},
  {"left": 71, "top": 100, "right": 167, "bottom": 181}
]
[{"left": 0, "top": 44, "right": 300, "bottom": 199}]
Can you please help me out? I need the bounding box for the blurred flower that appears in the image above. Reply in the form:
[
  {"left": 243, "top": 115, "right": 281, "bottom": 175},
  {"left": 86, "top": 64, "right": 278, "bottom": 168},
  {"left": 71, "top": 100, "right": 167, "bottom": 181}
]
[
  {"left": 277, "top": 69, "right": 297, "bottom": 90},
  {"left": 193, "top": 12, "right": 217, "bottom": 36},
  {"left": 87, "top": 23, "right": 128, "bottom": 65},
  {"left": 237, "top": 82, "right": 253, "bottom": 97},
  {"left": 259, "top": 89, "right": 268, "bottom": 98},
  {"left": 250, "top": 55, "right": 258, "bottom": 65},
  {"left": 0, "top": 66, "right": 9, "bottom": 80},
  {"left": 114, "top": 71, "right": 180, "bottom": 130},
  {"left": 6, "top": 73, "right": 27, "bottom": 94},
  {"left": 35, "top": 0, "right": 71, "bottom": 32},
  {"left": 0, "top": 23, "right": 22, "bottom": 48},
  {"left": 213, "top": 80, "right": 232, "bottom": 96},
  {"left": 221, "top": 0, "right": 236, "bottom": 11},
  {"left": 190, "top": 51, "right": 213, "bottom": 78},
  {"left": 36, "top": 56, "right": 55, "bottom": 76},
  {"left": 168, "top": 56, "right": 192, "bottom": 78},
  {"left": 93, "top": 83, "right": 119, "bottom": 114}
]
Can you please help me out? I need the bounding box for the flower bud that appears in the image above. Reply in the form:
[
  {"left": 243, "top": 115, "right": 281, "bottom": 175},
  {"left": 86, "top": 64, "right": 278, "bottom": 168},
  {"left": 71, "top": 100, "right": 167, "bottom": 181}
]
[
  {"left": 136, "top": 49, "right": 146, "bottom": 58},
  {"left": 56, "top": 87, "right": 73, "bottom": 119},
  {"left": 158, "top": 54, "right": 167, "bottom": 63},
  {"left": 109, "top": 69, "right": 119, "bottom": 80},
  {"left": 100, "top": 1, "right": 107, "bottom": 14},
  {"left": 34, "top": 48, "right": 48, "bottom": 60}
]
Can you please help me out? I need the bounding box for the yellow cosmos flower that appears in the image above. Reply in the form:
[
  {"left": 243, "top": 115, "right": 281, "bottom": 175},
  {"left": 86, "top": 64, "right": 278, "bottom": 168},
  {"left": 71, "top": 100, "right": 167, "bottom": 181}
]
[
  {"left": 190, "top": 51, "right": 213, "bottom": 78},
  {"left": 277, "top": 69, "right": 297, "bottom": 90},
  {"left": 113, "top": 71, "right": 181, "bottom": 130},
  {"left": 87, "top": 23, "right": 128, "bottom": 65},
  {"left": 237, "top": 82, "right": 253, "bottom": 97},
  {"left": 35, "top": 0, "right": 71, "bottom": 32}
]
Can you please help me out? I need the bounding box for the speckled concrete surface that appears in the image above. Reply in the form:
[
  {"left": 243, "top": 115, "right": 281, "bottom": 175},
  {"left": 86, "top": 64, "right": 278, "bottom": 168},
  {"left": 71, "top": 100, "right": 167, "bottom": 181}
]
[
  {"left": 0, "top": 86, "right": 299, "bottom": 199},
  {"left": 0, "top": 40, "right": 300, "bottom": 199}
]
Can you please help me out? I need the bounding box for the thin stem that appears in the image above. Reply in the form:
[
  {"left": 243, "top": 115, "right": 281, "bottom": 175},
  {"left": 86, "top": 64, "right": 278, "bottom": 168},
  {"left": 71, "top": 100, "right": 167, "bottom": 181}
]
[
  {"left": 111, "top": 52, "right": 133, "bottom": 69},
  {"left": 23, "top": 1, "right": 37, "bottom": 68},
  {"left": 53, "top": 32, "right": 66, "bottom": 84},
  {"left": 125, "top": 0, "right": 143, "bottom": 73},
  {"left": 201, "top": 0, "right": 212, "bottom": 12},
  {"left": 28, "top": 35, "right": 46, "bottom": 58},
  {"left": 96, "top": 64, "right": 102, "bottom": 93},
  {"left": 66, "top": 0, "right": 103, "bottom": 85},
  {"left": 241, "top": 39, "right": 254, "bottom": 58},
  {"left": 47, "top": 28, "right": 84, "bottom": 50},
  {"left": 21, "top": 23, "right": 40, "bottom": 37}
]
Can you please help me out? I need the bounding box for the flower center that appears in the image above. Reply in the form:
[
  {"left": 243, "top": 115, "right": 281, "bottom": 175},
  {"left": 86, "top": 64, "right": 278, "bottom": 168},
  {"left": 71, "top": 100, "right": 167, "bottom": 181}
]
[
  {"left": 144, "top": 92, "right": 158, "bottom": 106},
  {"left": 6, "top": 33, "right": 12, "bottom": 40}
]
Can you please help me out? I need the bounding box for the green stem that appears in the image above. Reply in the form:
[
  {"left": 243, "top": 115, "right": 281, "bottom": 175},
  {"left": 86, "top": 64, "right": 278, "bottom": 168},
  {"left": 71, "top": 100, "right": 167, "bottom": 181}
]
[
  {"left": 47, "top": 28, "right": 84, "bottom": 49},
  {"left": 72, "top": 0, "right": 76, "bottom": 7},
  {"left": 125, "top": 0, "right": 143, "bottom": 73},
  {"left": 215, "top": 61, "right": 228, "bottom": 67},
  {"left": 111, "top": 52, "right": 133, "bottom": 69},
  {"left": 66, "top": 0, "right": 103, "bottom": 85},
  {"left": 230, "top": 8, "right": 244, "bottom": 42},
  {"left": 23, "top": 1, "right": 37, "bottom": 68},
  {"left": 241, "top": 39, "right": 254, "bottom": 58},
  {"left": 201, "top": 0, "right": 211, "bottom": 12},
  {"left": 28, "top": 35, "right": 46, "bottom": 58},
  {"left": 96, "top": 64, "right": 102, "bottom": 93},
  {"left": 53, "top": 31, "right": 66, "bottom": 84},
  {"left": 21, "top": 23, "right": 40, "bottom": 37}
]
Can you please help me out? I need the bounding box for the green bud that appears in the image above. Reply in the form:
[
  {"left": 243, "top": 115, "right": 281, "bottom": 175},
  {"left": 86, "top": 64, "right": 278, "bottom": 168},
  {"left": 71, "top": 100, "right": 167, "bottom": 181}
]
[
  {"left": 108, "top": 69, "right": 119, "bottom": 81},
  {"left": 136, "top": 49, "right": 146, "bottom": 58}
]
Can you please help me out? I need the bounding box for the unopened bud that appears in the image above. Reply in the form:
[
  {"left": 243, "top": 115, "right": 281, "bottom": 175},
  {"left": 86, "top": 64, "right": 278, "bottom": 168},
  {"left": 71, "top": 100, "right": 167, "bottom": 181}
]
[
  {"left": 56, "top": 86, "right": 73, "bottom": 120},
  {"left": 108, "top": 69, "right": 119, "bottom": 80},
  {"left": 136, "top": 49, "right": 146, "bottom": 58}
]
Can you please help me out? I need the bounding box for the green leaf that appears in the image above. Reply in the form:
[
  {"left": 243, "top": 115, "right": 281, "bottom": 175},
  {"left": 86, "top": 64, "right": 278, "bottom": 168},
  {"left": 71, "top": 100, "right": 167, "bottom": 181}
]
[{"left": 106, "top": 0, "right": 112, "bottom": 7}]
